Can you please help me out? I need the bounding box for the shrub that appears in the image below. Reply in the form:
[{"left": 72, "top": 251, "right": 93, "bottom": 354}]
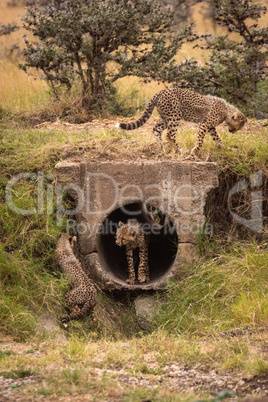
[
  {"left": 20, "top": 0, "right": 195, "bottom": 111},
  {"left": 194, "top": 0, "right": 268, "bottom": 116}
]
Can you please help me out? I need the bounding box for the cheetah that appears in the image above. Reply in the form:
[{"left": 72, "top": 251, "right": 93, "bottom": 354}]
[
  {"left": 116, "top": 87, "right": 247, "bottom": 156},
  {"left": 116, "top": 220, "right": 150, "bottom": 285},
  {"left": 55, "top": 233, "right": 97, "bottom": 326}
]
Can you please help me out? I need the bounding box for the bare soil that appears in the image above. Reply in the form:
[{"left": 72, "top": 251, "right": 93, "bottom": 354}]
[{"left": 1, "top": 332, "right": 268, "bottom": 401}]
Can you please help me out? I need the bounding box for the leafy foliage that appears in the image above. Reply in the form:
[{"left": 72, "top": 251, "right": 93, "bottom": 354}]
[
  {"left": 20, "top": 0, "right": 268, "bottom": 116},
  {"left": 20, "top": 0, "right": 196, "bottom": 110},
  {"left": 154, "top": 0, "right": 268, "bottom": 117},
  {"left": 194, "top": 0, "right": 268, "bottom": 116}
]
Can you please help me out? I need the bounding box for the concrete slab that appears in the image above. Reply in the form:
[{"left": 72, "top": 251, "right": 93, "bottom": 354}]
[{"left": 56, "top": 160, "right": 218, "bottom": 290}]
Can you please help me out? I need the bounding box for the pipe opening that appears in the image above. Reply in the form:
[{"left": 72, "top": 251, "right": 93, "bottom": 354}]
[{"left": 97, "top": 203, "right": 178, "bottom": 286}]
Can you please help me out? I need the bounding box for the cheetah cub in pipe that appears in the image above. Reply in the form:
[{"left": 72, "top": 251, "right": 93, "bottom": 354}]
[
  {"left": 56, "top": 233, "right": 97, "bottom": 327},
  {"left": 116, "top": 220, "right": 150, "bottom": 285},
  {"left": 116, "top": 87, "right": 247, "bottom": 156}
]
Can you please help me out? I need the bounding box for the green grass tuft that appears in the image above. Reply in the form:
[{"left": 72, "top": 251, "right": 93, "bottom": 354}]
[
  {"left": 0, "top": 246, "right": 68, "bottom": 340},
  {"left": 154, "top": 242, "right": 268, "bottom": 335}
]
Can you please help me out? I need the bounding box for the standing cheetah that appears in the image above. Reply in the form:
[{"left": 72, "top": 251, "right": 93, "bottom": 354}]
[
  {"left": 116, "top": 220, "right": 150, "bottom": 285},
  {"left": 55, "top": 234, "right": 97, "bottom": 326},
  {"left": 116, "top": 87, "right": 247, "bottom": 156}
]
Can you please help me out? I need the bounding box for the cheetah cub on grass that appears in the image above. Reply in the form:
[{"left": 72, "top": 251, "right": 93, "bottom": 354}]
[
  {"left": 116, "top": 87, "right": 247, "bottom": 156},
  {"left": 56, "top": 233, "right": 97, "bottom": 326}
]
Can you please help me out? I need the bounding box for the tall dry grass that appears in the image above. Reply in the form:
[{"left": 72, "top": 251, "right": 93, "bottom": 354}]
[
  {"left": 0, "top": 61, "right": 49, "bottom": 112},
  {"left": 0, "top": 1, "right": 51, "bottom": 112}
]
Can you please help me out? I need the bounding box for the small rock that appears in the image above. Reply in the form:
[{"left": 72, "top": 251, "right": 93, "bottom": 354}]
[
  {"left": 36, "top": 313, "right": 67, "bottom": 342},
  {"left": 134, "top": 295, "right": 160, "bottom": 331}
]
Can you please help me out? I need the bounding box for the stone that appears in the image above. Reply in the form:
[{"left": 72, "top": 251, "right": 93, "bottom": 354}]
[
  {"left": 36, "top": 313, "right": 67, "bottom": 342},
  {"left": 134, "top": 295, "right": 160, "bottom": 331},
  {"left": 55, "top": 160, "right": 219, "bottom": 291}
]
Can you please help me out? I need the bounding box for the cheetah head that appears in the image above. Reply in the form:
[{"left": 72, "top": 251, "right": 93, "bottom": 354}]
[
  {"left": 115, "top": 221, "right": 138, "bottom": 247},
  {"left": 227, "top": 111, "right": 247, "bottom": 133}
]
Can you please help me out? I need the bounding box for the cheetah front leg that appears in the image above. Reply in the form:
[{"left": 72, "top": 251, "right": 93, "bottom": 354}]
[
  {"left": 190, "top": 123, "right": 207, "bottom": 156},
  {"left": 125, "top": 245, "right": 135, "bottom": 285},
  {"left": 138, "top": 239, "right": 149, "bottom": 283},
  {"left": 209, "top": 128, "right": 223, "bottom": 148}
]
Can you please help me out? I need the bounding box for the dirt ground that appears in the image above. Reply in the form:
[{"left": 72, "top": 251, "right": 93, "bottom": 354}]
[{"left": 0, "top": 331, "right": 268, "bottom": 401}]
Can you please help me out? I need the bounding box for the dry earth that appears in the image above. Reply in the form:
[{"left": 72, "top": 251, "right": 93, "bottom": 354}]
[{"left": 0, "top": 331, "right": 268, "bottom": 401}]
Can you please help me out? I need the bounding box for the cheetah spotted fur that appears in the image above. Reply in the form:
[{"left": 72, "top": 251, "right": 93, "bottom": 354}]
[
  {"left": 55, "top": 234, "right": 97, "bottom": 326},
  {"left": 116, "top": 87, "right": 247, "bottom": 156},
  {"left": 116, "top": 220, "right": 150, "bottom": 285}
]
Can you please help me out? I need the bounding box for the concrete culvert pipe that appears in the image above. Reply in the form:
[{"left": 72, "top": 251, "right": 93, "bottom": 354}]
[
  {"left": 55, "top": 160, "right": 219, "bottom": 290},
  {"left": 97, "top": 203, "right": 178, "bottom": 287}
]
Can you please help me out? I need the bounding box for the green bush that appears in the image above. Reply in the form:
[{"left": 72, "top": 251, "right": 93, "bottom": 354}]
[{"left": 20, "top": 0, "right": 195, "bottom": 111}]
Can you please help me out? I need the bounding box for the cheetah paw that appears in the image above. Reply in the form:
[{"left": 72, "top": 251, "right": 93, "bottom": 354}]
[
  {"left": 185, "top": 154, "right": 199, "bottom": 161},
  {"left": 138, "top": 275, "right": 150, "bottom": 283}
]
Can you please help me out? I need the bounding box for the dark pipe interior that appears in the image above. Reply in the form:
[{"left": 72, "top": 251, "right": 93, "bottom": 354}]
[{"left": 97, "top": 203, "right": 178, "bottom": 285}]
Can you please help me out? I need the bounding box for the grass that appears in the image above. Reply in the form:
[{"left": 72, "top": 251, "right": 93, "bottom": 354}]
[
  {"left": 0, "top": 368, "right": 33, "bottom": 379},
  {"left": 0, "top": 78, "right": 267, "bottom": 400},
  {"left": 0, "top": 349, "right": 13, "bottom": 359},
  {"left": 0, "top": 117, "right": 267, "bottom": 343},
  {"left": 0, "top": 242, "right": 67, "bottom": 340},
  {"left": 154, "top": 242, "right": 268, "bottom": 336},
  {"left": 0, "top": 60, "right": 49, "bottom": 113},
  {"left": 0, "top": 3, "right": 267, "bottom": 400},
  {"left": 0, "top": 329, "right": 267, "bottom": 400},
  {"left": 1, "top": 119, "right": 267, "bottom": 172}
]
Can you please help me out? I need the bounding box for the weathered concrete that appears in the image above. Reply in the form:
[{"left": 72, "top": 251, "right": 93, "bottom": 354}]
[{"left": 55, "top": 161, "right": 218, "bottom": 290}]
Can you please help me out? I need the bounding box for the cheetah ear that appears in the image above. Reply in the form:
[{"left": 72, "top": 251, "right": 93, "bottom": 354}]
[{"left": 118, "top": 221, "right": 123, "bottom": 227}]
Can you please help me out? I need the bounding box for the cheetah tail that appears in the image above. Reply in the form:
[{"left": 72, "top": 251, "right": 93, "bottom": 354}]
[
  {"left": 68, "top": 299, "right": 96, "bottom": 322},
  {"left": 115, "top": 94, "right": 158, "bottom": 130}
]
